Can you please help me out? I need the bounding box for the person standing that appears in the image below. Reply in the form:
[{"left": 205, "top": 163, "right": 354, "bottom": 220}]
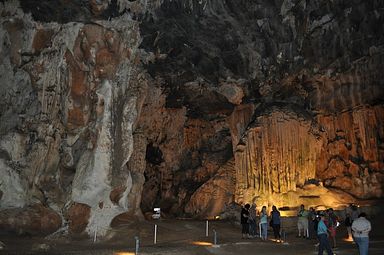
[
  {"left": 249, "top": 203, "right": 257, "bottom": 238},
  {"left": 317, "top": 213, "right": 334, "bottom": 255},
  {"left": 352, "top": 213, "right": 371, "bottom": 255},
  {"left": 345, "top": 213, "right": 353, "bottom": 240},
  {"left": 297, "top": 204, "right": 309, "bottom": 238},
  {"left": 260, "top": 206, "right": 268, "bottom": 240},
  {"left": 270, "top": 205, "right": 281, "bottom": 241},
  {"left": 308, "top": 207, "right": 317, "bottom": 239},
  {"left": 241, "top": 204, "right": 250, "bottom": 238},
  {"left": 327, "top": 208, "right": 338, "bottom": 248}
]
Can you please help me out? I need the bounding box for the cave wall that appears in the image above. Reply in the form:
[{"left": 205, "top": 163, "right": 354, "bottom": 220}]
[
  {"left": 0, "top": 1, "right": 149, "bottom": 236},
  {"left": 316, "top": 106, "right": 384, "bottom": 198},
  {"left": 138, "top": 0, "right": 384, "bottom": 210},
  {"left": 135, "top": 84, "right": 233, "bottom": 217},
  {"left": 227, "top": 0, "right": 384, "bottom": 206},
  {"left": 0, "top": 0, "right": 383, "bottom": 235}
]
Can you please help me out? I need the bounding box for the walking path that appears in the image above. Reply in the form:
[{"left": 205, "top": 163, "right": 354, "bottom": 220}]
[{"left": 1, "top": 217, "right": 384, "bottom": 254}]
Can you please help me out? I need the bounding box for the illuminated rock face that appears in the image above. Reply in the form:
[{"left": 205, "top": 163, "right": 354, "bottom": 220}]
[
  {"left": 231, "top": 74, "right": 384, "bottom": 206},
  {"left": 223, "top": 0, "right": 384, "bottom": 207},
  {"left": 316, "top": 106, "right": 384, "bottom": 198},
  {"left": 232, "top": 109, "right": 323, "bottom": 203},
  {"left": 231, "top": 105, "right": 384, "bottom": 207}
]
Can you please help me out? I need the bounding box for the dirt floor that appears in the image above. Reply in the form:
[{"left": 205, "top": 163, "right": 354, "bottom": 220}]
[{"left": 1, "top": 216, "right": 384, "bottom": 255}]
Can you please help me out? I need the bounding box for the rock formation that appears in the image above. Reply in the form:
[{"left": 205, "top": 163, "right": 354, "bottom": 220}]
[
  {"left": 0, "top": 0, "right": 383, "bottom": 236},
  {"left": 0, "top": 0, "right": 148, "bottom": 236},
  {"left": 232, "top": 108, "right": 323, "bottom": 201},
  {"left": 316, "top": 106, "right": 384, "bottom": 198}
]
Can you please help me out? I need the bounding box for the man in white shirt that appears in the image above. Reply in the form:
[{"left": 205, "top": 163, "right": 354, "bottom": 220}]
[{"left": 352, "top": 212, "right": 371, "bottom": 255}]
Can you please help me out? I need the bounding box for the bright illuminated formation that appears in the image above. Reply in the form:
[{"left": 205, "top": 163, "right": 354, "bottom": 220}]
[
  {"left": 233, "top": 109, "right": 322, "bottom": 200},
  {"left": 231, "top": 105, "right": 384, "bottom": 208}
]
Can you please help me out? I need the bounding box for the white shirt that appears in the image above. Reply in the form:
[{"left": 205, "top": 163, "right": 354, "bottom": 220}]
[{"left": 352, "top": 217, "right": 371, "bottom": 238}]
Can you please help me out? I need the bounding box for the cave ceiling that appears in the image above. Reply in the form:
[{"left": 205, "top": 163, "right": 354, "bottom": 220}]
[{"left": 15, "top": 0, "right": 384, "bottom": 114}]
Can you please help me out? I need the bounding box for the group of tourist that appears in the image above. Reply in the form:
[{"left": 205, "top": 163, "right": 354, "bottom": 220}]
[
  {"left": 240, "top": 203, "right": 282, "bottom": 241},
  {"left": 240, "top": 203, "right": 372, "bottom": 255},
  {"left": 297, "top": 206, "right": 339, "bottom": 247},
  {"left": 311, "top": 207, "right": 339, "bottom": 255},
  {"left": 298, "top": 204, "right": 371, "bottom": 255}
]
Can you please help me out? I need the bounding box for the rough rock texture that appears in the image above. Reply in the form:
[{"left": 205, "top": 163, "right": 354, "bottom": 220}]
[
  {"left": 66, "top": 203, "right": 91, "bottom": 234},
  {"left": 0, "top": 0, "right": 148, "bottom": 236},
  {"left": 316, "top": 106, "right": 384, "bottom": 198},
  {"left": 225, "top": 0, "right": 384, "bottom": 205},
  {"left": 0, "top": 0, "right": 383, "bottom": 236},
  {"left": 185, "top": 159, "right": 235, "bottom": 218},
  {"left": 138, "top": 0, "right": 384, "bottom": 211},
  {"left": 0, "top": 204, "right": 61, "bottom": 235},
  {"left": 136, "top": 85, "right": 233, "bottom": 216}
]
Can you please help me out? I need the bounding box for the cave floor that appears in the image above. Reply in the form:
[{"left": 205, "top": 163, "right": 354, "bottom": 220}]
[{"left": 1, "top": 217, "right": 384, "bottom": 255}]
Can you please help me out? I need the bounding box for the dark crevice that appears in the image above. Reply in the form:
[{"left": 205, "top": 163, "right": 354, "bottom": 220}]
[{"left": 145, "top": 143, "right": 164, "bottom": 165}]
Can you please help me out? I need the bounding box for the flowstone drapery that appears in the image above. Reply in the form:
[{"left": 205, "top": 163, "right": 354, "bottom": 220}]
[{"left": 233, "top": 109, "right": 322, "bottom": 203}]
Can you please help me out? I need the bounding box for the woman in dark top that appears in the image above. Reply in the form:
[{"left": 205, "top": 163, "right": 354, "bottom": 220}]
[
  {"left": 345, "top": 212, "right": 353, "bottom": 240},
  {"left": 271, "top": 205, "right": 281, "bottom": 241},
  {"left": 241, "top": 204, "right": 250, "bottom": 238}
]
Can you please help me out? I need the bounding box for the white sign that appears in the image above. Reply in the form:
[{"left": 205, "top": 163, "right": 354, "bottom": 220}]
[{"left": 152, "top": 208, "right": 161, "bottom": 219}]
